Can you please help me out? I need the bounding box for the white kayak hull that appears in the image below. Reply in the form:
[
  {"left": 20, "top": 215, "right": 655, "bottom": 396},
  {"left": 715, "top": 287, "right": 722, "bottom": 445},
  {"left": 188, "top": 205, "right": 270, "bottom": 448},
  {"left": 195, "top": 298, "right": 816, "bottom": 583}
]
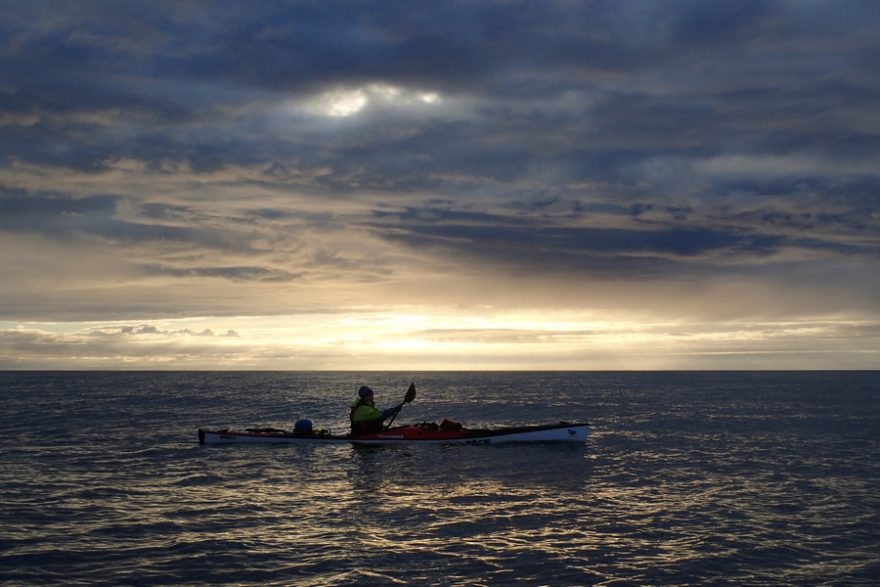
[{"left": 198, "top": 422, "right": 589, "bottom": 446}]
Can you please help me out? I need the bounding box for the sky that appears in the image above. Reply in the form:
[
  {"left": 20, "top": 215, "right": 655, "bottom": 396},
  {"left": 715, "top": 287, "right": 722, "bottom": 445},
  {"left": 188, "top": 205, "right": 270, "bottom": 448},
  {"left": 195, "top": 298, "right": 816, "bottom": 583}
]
[{"left": 1, "top": 0, "right": 879, "bottom": 370}]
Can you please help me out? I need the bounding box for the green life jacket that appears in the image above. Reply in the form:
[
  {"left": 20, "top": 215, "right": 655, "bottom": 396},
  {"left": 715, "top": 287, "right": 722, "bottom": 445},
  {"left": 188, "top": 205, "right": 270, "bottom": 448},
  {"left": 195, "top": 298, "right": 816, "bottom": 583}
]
[{"left": 350, "top": 398, "right": 383, "bottom": 434}]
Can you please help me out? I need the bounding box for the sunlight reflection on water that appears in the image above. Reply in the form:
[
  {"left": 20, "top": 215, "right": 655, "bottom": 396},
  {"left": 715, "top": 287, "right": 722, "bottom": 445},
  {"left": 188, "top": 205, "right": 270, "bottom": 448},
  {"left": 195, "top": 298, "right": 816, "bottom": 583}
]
[{"left": 1, "top": 371, "right": 878, "bottom": 585}]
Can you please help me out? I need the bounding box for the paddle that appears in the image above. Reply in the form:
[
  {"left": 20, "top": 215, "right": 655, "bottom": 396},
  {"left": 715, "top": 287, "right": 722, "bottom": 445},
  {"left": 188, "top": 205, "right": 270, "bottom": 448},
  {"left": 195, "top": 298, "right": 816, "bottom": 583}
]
[{"left": 384, "top": 382, "right": 416, "bottom": 429}]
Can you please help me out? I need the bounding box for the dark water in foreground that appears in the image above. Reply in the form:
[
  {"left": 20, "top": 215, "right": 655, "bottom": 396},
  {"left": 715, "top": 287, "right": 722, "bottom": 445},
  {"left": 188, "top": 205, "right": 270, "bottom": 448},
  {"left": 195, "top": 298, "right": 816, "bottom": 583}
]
[{"left": 1, "top": 371, "right": 878, "bottom": 586}]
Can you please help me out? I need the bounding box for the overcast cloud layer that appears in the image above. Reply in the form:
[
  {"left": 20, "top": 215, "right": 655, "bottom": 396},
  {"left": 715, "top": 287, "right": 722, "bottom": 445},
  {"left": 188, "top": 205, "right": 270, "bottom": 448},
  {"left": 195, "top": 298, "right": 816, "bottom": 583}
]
[{"left": 1, "top": 0, "right": 878, "bottom": 368}]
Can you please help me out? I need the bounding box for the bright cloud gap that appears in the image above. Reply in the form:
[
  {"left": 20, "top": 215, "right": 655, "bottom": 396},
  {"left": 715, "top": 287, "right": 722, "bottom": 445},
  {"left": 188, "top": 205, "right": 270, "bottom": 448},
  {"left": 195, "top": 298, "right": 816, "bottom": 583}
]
[{"left": 298, "top": 84, "right": 442, "bottom": 118}]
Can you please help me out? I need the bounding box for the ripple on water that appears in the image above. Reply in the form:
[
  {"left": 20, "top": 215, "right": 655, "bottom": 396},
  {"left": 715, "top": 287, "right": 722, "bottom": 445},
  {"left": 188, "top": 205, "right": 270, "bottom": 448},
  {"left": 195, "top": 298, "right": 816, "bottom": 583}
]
[{"left": 1, "top": 371, "right": 879, "bottom": 585}]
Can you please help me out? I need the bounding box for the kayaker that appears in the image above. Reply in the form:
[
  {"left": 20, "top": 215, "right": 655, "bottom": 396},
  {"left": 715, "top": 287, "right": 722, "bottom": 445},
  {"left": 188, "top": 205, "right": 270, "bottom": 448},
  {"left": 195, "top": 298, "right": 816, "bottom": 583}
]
[{"left": 349, "top": 385, "right": 400, "bottom": 435}]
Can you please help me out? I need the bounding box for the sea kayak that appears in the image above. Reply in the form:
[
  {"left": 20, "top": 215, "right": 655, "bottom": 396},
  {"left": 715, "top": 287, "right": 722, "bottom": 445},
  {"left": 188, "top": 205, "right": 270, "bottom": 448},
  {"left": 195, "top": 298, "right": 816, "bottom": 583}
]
[{"left": 198, "top": 421, "right": 588, "bottom": 446}]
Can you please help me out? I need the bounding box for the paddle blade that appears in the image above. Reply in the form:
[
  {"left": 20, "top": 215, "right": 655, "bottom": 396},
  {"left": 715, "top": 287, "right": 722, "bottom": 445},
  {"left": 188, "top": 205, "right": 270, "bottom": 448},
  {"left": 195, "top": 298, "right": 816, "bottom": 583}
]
[{"left": 404, "top": 382, "right": 416, "bottom": 403}]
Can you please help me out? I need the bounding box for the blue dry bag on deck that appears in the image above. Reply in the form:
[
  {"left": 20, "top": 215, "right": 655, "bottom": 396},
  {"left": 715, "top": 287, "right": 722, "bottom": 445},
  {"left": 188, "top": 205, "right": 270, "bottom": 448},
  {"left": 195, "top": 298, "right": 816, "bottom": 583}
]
[{"left": 294, "top": 419, "right": 313, "bottom": 434}]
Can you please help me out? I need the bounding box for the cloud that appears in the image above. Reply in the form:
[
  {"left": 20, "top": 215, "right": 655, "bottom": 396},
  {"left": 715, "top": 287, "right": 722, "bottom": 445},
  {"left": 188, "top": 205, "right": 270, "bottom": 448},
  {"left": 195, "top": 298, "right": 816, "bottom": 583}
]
[
  {"left": 137, "top": 264, "right": 303, "bottom": 283},
  {"left": 367, "top": 202, "right": 878, "bottom": 279},
  {"left": 2, "top": 315, "right": 878, "bottom": 370},
  {"left": 0, "top": 187, "right": 249, "bottom": 252},
  {"left": 1, "top": 1, "right": 879, "bottom": 366},
  {"left": 0, "top": 322, "right": 249, "bottom": 369},
  {"left": 116, "top": 324, "right": 239, "bottom": 337}
]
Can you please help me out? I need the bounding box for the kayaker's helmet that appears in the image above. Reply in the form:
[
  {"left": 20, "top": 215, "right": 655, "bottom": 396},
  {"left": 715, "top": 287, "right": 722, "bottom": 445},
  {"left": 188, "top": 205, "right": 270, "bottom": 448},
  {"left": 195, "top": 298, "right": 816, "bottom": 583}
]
[
  {"left": 294, "top": 418, "right": 313, "bottom": 433},
  {"left": 358, "top": 385, "right": 374, "bottom": 399}
]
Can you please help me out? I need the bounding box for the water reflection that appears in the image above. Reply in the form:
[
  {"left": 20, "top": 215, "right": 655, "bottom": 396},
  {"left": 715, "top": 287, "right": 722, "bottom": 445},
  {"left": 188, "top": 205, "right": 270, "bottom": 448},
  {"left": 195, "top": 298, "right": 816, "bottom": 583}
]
[
  {"left": 5, "top": 371, "right": 877, "bottom": 586},
  {"left": 338, "top": 441, "right": 597, "bottom": 583},
  {"left": 346, "top": 445, "right": 389, "bottom": 494},
  {"left": 346, "top": 443, "right": 592, "bottom": 493}
]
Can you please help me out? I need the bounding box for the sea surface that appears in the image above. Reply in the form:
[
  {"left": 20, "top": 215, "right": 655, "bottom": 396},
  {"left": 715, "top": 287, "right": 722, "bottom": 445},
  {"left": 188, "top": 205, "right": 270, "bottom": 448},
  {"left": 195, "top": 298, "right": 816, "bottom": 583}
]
[{"left": 1, "top": 371, "right": 878, "bottom": 586}]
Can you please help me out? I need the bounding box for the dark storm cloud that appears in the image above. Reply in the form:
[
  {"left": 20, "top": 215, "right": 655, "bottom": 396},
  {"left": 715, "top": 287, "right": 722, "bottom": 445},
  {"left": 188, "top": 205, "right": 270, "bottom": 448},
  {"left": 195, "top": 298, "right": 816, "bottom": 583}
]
[
  {"left": 4, "top": 1, "right": 877, "bottom": 176},
  {"left": 369, "top": 195, "right": 880, "bottom": 276},
  {"left": 0, "top": 188, "right": 265, "bottom": 261},
  {"left": 4, "top": 1, "right": 876, "bottom": 99},
  {"left": 0, "top": 188, "right": 118, "bottom": 218},
  {"left": 0, "top": 188, "right": 190, "bottom": 242},
  {"left": 369, "top": 207, "right": 761, "bottom": 278}
]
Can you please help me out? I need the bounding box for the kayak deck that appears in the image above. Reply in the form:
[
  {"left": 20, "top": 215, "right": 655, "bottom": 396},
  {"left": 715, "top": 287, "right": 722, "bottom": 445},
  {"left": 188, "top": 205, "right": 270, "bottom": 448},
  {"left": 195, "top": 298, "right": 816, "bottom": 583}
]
[{"left": 198, "top": 422, "right": 589, "bottom": 445}]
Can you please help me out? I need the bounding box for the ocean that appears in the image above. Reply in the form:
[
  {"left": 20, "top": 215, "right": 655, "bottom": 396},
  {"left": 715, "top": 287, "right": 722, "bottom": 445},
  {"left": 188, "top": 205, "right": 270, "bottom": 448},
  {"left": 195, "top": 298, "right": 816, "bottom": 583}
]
[{"left": 1, "top": 371, "right": 878, "bottom": 585}]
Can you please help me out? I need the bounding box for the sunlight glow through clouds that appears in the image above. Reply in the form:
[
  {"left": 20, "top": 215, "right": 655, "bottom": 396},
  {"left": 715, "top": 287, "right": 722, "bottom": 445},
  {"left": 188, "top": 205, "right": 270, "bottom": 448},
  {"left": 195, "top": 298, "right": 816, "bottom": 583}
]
[
  {"left": 299, "top": 84, "right": 442, "bottom": 118},
  {"left": 2, "top": 311, "right": 877, "bottom": 370}
]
